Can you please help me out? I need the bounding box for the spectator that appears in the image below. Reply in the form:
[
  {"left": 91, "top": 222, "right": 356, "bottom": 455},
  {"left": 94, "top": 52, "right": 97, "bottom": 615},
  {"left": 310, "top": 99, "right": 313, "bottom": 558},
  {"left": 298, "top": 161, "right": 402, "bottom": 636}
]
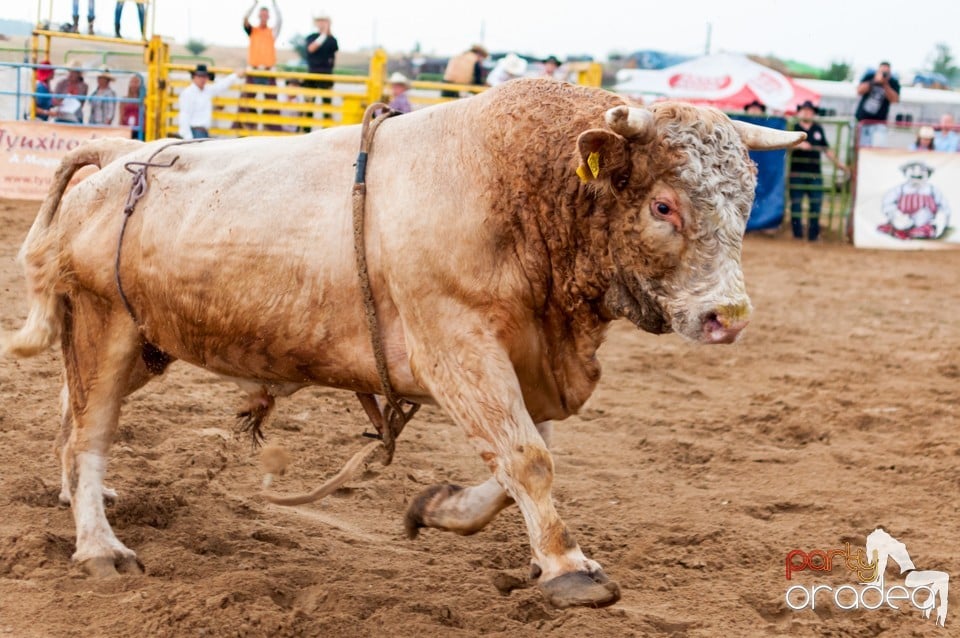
[
  {"left": 913, "top": 126, "right": 935, "bottom": 151},
  {"left": 240, "top": 0, "right": 282, "bottom": 131},
  {"left": 178, "top": 64, "right": 242, "bottom": 139},
  {"left": 541, "top": 55, "right": 565, "bottom": 80},
  {"left": 789, "top": 100, "right": 847, "bottom": 242},
  {"left": 486, "top": 53, "right": 527, "bottom": 87},
  {"left": 119, "top": 74, "right": 143, "bottom": 138},
  {"left": 441, "top": 44, "right": 487, "bottom": 98},
  {"left": 33, "top": 60, "right": 55, "bottom": 121},
  {"left": 386, "top": 72, "right": 412, "bottom": 114},
  {"left": 114, "top": 0, "right": 146, "bottom": 39},
  {"left": 744, "top": 99, "right": 766, "bottom": 115},
  {"left": 88, "top": 66, "right": 117, "bottom": 126},
  {"left": 855, "top": 61, "right": 900, "bottom": 147},
  {"left": 51, "top": 60, "right": 89, "bottom": 124},
  {"left": 933, "top": 114, "right": 959, "bottom": 152},
  {"left": 71, "top": 0, "right": 95, "bottom": 34},
  {"left": 304, "top": 13, "right": 339, "bottom": 125}
]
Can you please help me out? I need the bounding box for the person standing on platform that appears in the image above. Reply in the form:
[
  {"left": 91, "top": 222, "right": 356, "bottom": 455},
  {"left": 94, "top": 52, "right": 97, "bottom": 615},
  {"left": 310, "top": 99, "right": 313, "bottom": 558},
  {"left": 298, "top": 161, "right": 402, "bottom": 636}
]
[
  {"left": 240, "top": 0, "right": 282, "bottom": 131},
  {"left": 304, "top": 13, "right": 338, "bottom": 127}
]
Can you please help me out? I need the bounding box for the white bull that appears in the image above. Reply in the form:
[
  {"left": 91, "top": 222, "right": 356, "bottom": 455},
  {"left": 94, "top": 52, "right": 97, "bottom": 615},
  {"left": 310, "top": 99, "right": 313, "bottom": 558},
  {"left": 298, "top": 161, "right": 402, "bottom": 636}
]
[{"left": 2, "top": 78, "right": 803, "bottom": 608}]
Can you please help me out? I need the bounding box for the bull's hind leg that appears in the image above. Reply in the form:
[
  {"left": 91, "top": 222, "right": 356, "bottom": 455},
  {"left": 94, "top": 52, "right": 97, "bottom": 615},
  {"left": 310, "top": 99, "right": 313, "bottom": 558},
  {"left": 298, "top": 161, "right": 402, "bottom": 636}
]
[
  {"left": 60, "top": 295, "right": 144, "bottom": 577},
  {"left": 405, "top": 421, "right": 552, "bottom": 537},
  {"left": 408, "top": 329, "right": 619, "bottom": 609},
  {"left": 57, "top": 347, "right": 170, "bottom": 505}
]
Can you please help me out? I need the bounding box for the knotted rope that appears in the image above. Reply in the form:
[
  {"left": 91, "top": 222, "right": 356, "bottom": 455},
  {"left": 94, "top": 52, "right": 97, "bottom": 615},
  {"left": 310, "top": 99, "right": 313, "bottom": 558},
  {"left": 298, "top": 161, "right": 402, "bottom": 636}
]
[
  {"left": 352, "top": 103, "right": 420, "bottom": 465},
  {"left": 115, "top": 138, "right": 212, "bottom": 324}
]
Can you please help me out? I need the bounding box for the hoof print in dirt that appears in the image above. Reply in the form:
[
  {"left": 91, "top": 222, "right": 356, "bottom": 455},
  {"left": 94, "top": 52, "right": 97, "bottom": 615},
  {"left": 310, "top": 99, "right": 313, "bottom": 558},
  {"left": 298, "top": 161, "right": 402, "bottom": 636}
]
[
  {"left": 539, "top": 569, "right": 621, "bottom": 609},
  {"left": 81, "top": 554, "right": 144, "bottom": 578}
]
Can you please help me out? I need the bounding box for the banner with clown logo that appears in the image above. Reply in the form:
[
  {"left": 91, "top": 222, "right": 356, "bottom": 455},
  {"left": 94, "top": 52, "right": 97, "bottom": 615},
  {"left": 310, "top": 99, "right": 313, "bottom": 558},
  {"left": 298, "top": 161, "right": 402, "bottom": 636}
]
[{"left": 853, "top": 148, "right": 960, "bottom": 250}]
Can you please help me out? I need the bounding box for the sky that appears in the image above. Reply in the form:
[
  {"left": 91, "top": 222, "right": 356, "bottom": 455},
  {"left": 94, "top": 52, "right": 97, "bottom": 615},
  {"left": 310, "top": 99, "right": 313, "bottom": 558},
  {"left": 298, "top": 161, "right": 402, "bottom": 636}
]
[{"left": 11, "top": 0, "right": 960, "bottom": 76}]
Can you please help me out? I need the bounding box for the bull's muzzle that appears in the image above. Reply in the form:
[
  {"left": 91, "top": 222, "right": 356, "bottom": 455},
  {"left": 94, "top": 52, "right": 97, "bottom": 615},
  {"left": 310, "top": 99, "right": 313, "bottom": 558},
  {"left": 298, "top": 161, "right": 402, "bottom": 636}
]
[{"left": 699, "top": 307, "right": 750, "bottom": 344}]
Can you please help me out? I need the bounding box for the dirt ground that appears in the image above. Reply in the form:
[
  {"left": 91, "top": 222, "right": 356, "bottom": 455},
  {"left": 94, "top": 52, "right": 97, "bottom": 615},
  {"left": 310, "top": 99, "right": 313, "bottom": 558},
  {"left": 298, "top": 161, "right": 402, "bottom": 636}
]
[{"left": 0, "top": 196, "right": 957, "bottom": 638}]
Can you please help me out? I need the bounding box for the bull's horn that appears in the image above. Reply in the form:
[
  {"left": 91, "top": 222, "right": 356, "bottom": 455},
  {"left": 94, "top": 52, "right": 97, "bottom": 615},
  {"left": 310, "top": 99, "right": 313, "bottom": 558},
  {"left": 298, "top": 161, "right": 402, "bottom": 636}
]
[
  {"left": 605, "top": 106, "right": 655, "bottom": 140},
  {"left": 731, "top": 120, "right": 807, "bottom": 150}
]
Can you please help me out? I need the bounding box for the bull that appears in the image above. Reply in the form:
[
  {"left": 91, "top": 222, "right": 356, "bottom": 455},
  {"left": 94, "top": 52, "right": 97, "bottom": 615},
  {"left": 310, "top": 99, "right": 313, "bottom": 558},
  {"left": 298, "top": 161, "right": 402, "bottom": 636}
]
[{"left": 2, "top": 79, "right": 803, "bottom": 608}]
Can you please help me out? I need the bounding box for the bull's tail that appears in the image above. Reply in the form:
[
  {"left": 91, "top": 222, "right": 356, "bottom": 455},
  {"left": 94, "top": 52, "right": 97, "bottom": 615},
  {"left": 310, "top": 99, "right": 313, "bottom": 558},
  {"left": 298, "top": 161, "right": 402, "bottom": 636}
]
[{"left": 2, "top": 138, "right": 143, "bottom": 358}]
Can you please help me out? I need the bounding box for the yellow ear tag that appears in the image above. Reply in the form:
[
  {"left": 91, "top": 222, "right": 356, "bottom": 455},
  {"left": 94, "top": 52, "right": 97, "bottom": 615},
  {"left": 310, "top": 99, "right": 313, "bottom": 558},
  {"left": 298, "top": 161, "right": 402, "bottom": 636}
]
[
  {"left": 588, "top": 151, "right": 601, "bottom": 178},
  {"left": 576, "top": 164, "right": 592, "bottom": 183}
]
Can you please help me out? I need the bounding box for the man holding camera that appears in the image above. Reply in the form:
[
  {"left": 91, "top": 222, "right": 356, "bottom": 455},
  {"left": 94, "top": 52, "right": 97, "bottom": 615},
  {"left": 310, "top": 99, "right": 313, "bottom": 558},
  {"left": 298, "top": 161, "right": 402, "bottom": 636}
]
[{"left": 855, "top": 61, "right": 900, "bottom": 148}]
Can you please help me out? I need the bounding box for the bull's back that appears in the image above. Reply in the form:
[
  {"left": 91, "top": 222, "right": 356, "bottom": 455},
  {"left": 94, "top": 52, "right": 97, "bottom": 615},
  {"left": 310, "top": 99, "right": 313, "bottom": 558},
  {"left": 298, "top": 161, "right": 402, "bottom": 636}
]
[{"left": 58, "top": 132, "right": 408, "bottom": 389}]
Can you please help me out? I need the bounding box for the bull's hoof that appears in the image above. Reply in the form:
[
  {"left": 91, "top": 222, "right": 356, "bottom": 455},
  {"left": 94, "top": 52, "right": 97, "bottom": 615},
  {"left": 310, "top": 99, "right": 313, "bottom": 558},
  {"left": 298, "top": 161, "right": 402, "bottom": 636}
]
[
  {"left": 403, "top": 484, "right": 463, "bottom": 539},
  {"left": 538, "top": 569, "right": 621, "bottom": 609},
  {"left": 80, "top": 554, "right": 144, "bottom": 578}
]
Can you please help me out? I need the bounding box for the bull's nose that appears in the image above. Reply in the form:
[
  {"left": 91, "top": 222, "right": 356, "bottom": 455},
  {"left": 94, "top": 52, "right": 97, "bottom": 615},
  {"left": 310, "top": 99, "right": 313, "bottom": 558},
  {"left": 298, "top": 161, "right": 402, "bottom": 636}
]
[{"left": 701, "top": 311, "right": 749, "bottom": 344}]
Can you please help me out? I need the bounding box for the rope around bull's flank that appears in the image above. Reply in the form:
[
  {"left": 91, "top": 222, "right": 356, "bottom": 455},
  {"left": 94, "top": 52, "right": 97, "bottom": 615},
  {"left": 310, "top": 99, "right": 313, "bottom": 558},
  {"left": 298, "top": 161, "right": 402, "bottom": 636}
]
[
  {"left": 262, "top": 104, "right": 419, "bottom": 506},
  {"left": 352, "top": 103, "right": 420, "bottom": 466},
  {"left": 115, "top": 138, "right": 213, "bottom": 325}
]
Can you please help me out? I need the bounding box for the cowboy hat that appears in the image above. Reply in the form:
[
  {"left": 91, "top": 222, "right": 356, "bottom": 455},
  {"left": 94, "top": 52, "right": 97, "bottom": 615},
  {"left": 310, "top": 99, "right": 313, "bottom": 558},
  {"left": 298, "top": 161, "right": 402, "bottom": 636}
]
[
  {"left": 387, "top": 72, "right": 410, "bottom": 86},
  {"left": 68, "top": 59, "right": 85, "bottom": 72},
  {"left": 469, "top": 44, "right": 489, "bottom": 58},
  {"left": 500, "top": 53, "right": 527, "bottom": 77},
  {"left": 313, "top": 12, "right": 331, "bottom": 21},
  {"left": 97, "top": 64, "right": 115, "bottom": 81},
  {"left": 190, "top": 63, "right": 210, "bottom": 77}
]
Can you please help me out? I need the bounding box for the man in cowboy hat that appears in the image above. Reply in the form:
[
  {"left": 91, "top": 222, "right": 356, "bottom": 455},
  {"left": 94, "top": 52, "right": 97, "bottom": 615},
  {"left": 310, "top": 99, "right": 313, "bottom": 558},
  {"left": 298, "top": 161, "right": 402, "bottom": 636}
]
[
  {"left": 304, "top": 12, "right": 339, "bottom": 127},
  {"left": 51, "top": 60, "right": 89, "bottom": 123},
  {"left": 88, "top": 65, "right": 118, "bottom": 125},
  {"left": 743, "top": 99, "right": 766, "bottom": 115},
  {"left": 178, "top": 64, "right": 243, "bottom": 139},
  {"left": 386, "top": 71, "right": 412, "bottom": 114},
  {"left": 486, "top": 53, "right": 527, "bottom": 87},
  {"left": 788, "top": 99, "right": 847, "bottom": 241},
  {"left": 541, "top": 55, "right": 564, "bottom": 80}
]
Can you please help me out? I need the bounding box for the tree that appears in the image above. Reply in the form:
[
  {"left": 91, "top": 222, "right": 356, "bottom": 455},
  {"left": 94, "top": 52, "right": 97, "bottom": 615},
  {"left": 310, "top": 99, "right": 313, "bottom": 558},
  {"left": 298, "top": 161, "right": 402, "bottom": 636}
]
[
  {"left": 185, "top": 39, "right": 207, "bottom": 56},
  {"left": 928, "top": 43, "right": 958, "bottom": 83},
  {"left": 820, "top": 60, "right": 852, "bottom": 82}
]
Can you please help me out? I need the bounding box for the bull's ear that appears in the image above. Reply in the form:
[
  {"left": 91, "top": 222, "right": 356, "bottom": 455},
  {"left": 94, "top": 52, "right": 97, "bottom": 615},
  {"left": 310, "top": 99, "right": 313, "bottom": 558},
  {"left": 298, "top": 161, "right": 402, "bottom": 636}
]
[
  {"left": 576, "top": 129, "right": 627, "bottom": 184},
  {"left": 731, "top": 120, "right": 807, "bottom": 150}
]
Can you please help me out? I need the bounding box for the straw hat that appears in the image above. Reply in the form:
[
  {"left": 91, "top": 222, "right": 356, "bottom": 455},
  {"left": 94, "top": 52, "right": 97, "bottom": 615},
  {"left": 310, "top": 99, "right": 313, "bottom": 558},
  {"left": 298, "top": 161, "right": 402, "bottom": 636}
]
[
  {"left": 313, "top": 11, "right": 331, "bottom": 21},
  {"left": 68, "top": 59, "right": 85, "bottom": 72},
  {"left": 97, "top": 65, "right": 115, "bottom": 81},
  {"left": 387, "top": 72, "right": 410, "bottom": 86}
]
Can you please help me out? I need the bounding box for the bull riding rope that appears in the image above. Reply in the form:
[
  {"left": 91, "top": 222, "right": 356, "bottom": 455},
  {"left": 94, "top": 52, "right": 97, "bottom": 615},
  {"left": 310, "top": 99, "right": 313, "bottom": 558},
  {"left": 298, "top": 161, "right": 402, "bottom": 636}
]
[{"left": 351, "top": 103, "right": 420, "bottom": 465}]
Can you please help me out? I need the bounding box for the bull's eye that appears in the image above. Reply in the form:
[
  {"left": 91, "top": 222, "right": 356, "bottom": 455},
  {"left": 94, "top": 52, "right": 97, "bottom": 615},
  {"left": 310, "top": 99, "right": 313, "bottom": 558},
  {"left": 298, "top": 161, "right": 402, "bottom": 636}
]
[{"left": 650, "top": 200, "right": 682, "bottom": 231}]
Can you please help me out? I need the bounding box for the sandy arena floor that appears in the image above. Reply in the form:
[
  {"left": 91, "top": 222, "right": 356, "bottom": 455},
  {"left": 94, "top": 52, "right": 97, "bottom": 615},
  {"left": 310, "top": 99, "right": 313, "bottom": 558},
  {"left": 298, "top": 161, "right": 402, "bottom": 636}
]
[{"left": 0, "top": 197, "right": 957, "bottom": 637}]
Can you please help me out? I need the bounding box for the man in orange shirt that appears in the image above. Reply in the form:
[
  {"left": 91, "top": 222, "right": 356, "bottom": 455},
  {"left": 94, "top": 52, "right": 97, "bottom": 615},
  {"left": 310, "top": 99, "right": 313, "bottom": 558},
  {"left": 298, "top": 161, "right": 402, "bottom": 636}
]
[{"left": 240, "top": 0, "right": 282, "bottom": 131}]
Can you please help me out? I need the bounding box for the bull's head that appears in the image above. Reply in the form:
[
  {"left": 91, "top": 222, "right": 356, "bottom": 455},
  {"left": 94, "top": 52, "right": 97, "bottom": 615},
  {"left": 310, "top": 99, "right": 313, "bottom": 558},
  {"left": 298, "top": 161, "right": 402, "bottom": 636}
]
[{"left": 585, "top": 104, "right": 805, "bottom": 344}]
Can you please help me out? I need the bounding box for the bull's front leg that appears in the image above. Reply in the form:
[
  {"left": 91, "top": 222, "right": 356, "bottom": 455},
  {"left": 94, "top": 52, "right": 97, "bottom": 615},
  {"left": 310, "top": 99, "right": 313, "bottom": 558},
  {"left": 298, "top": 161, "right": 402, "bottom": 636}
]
[
  {"left": 409, "top": 342, "right": 620, "bottom": 608},
  {"left": 405, "top": 421, "right": 552, "bottom": 536}
]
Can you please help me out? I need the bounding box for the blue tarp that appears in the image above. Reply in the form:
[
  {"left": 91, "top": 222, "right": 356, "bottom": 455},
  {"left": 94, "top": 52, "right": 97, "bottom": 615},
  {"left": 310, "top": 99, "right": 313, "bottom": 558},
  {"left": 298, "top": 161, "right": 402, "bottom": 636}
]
[{"left": 731, "top": 114, "right": 789, "bottom": 231}]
